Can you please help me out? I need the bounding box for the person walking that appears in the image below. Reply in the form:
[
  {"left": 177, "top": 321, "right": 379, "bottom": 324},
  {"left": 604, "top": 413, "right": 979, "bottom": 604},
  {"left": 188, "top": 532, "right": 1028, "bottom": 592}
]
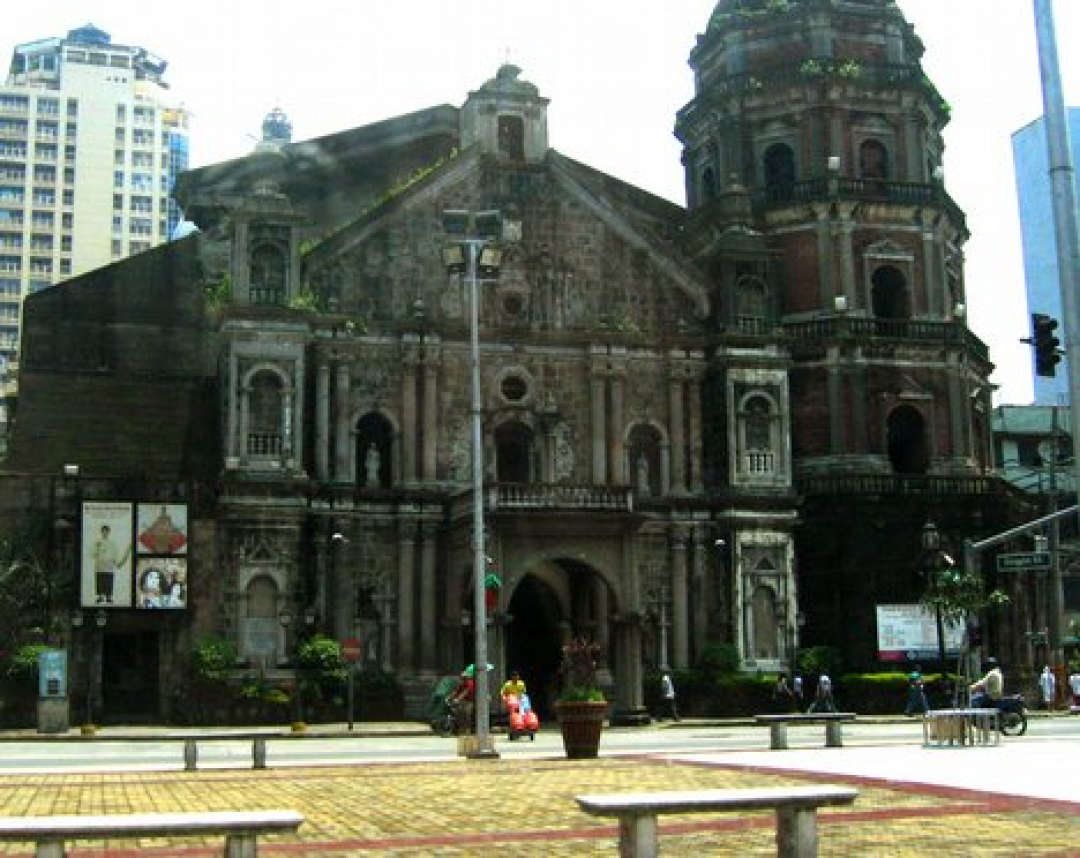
[
  {"left": 1038, "top": 665, "right": 1056, "bottom": 710},
  {"left": 772, "top": 673, "right": 796, "bottom": 712},
  {"left": 1069, "top": 667, "right": 1080, "bottom": 711},
  {"left": 660, "top": 672, "right": 679, "bottom": 721},
  {"left": 792, "top": 674, "right": 804, "bottom": 710},
  {"left": 905, "top": 665, "right": 929, "bottom": 716},
  {"left": 808, "top": 673, "right": 835, "bottom": 713}
]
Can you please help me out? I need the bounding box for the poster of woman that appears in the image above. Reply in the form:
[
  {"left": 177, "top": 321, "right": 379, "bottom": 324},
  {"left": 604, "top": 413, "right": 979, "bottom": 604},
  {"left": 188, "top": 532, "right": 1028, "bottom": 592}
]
[
  {"left": 135, "top": 557, "right": 187, "bottom": 609},
  {"left": 81, "top": 502, "right": 134, "bottom": 608},
  {"left": 136, "top": 504, "right": 188, "bottom": 555}
]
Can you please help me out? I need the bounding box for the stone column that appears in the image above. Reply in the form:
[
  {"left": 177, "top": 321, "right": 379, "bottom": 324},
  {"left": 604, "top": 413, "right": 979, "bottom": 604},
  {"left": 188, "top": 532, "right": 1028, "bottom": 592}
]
[
  {"left": 315, "top": 362, "right": 330, "bottom": 480},
  {"left": 610, "top": 368, "right": 626, "bottom": 484},
  {"left": 419, "top": 522, "right": 437, "bottom": 673},
  {"left": 669, "top": 367, "right": 686, "bottom": 493},
  {"left": 839, "top": 216, "right": 856, "bottom": 308},
  {"left": 239, "top": 383, "right": 250, "bottom": 461},
  {"left": 590, "top": 372, "right": 608, "bottom": 483},
  {"left": 227, "top": 350, "right": 240, "bottom": 460},
  {"left": 402, "top": 356, "right": 417, "bottom": 484},
  {"left": 691, "top": 535, "right": 707, "bottom": 662},
  {"left": 921, "top": 226, "right": 939, "bottom": 315},
  {"left": 672, "top": 533, "right": 690, "bottom": 669},
  {"left": 422, "top": 360, "right": 438, "bottom": 481},
  {"left": 397, "top": 525, "right": 415, "bottom": 673},
  {"left": 333, "top": 364, "right": 350, "bottom": 481}
]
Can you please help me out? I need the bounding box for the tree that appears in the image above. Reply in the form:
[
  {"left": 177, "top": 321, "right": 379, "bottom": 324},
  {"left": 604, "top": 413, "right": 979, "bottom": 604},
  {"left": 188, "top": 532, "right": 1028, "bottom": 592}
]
[{"left": 0, "top": 517, "right": 58, "bottom": 657}]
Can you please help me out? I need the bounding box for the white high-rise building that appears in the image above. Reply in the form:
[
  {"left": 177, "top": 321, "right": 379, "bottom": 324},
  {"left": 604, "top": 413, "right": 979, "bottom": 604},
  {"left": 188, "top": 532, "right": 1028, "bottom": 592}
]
[{"left": 0, "top": 24, "right": 189, "bottom": 430}]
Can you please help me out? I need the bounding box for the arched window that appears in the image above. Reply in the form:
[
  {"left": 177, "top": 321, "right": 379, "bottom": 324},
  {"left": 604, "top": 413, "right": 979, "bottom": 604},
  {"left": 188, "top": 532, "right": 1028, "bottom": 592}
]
[
  {"left": 871, "top": 264, "right": 910, "bottom": 322},
  {"left": 498, "top": 115, "right": 525, "bottom": 161},
  {"left": 627, "top": 423, "right": 664, "bottom": 497},
  {"left": 751, "top": 583, "right": 779, "bottom": 660},
  {"left": 241, "top": 574, "right": 284, "bottom": 667},
  {"left": 859, "top": 139, "right": 888, "bottom": 180},
  {"left": 763, "top": 143, "right": 795, "bottom": 202},
  {"left": 247, "top": 370, "right": 284, "bottom": 457},
  {"left": 737, "top": 392, "right": 778, "bottom": 477},
  {"left": 702, "top": 166, "right": 717, "bottom": 201},
  {"left": 495, "top": 421, "right": 535, "bottom": 483},
  {"left": 355, "top": 412, "right": 394, "bottom": 488},
  {"left": 250, "top": 243, "right": 286, "bottom": 305},
  {"left": 735, "top": 276, "right": 768, "bottom": 333},
  {"left": 887, "top": 405, "right": 929, "bottom": 474}
]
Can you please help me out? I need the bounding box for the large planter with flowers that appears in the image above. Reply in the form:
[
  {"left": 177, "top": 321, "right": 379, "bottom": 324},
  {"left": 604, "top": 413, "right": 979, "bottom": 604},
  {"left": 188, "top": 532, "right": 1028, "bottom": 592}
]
[{"left": 554, "top": 637, "right": 607, "bottom": 759}]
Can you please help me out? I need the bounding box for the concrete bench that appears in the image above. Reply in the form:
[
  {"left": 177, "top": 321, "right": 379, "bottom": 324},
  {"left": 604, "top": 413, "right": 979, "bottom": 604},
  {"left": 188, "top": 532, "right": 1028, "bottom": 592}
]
[
  {"left": 183, "top": 736, "right": 269, "bottom": 770},
  {"left": 754, "top": 713, "right": 856, "bottom": 750},
  {"left": 0, "top": 809, "right": 303, "bottom": 858},
  {"left": 576, "top": 785, "right": 858, "bottom": 857},
  {"left": 922, "top": 708, "right": 1000, "bottom": 747}
]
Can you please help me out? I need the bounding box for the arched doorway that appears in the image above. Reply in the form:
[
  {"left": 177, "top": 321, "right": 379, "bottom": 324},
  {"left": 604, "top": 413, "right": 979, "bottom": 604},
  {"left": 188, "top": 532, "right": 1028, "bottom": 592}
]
[
  {"left": 504, "top": 558, "right": 616, "bottom": 718},
  {"left": 506, "top": 576, "right": 563, "bottom": 718}
]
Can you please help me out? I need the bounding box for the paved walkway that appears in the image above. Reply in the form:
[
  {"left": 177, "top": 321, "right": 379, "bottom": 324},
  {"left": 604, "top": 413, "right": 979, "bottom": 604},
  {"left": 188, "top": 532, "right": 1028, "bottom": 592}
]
[{"left": 0, "top": 726, "right": 1077, "bottom": 855}]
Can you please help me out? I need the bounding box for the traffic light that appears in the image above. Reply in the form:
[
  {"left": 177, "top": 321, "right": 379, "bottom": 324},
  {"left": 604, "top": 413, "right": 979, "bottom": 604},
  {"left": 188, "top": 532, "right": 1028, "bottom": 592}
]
[{"left": 1032, "top": 313, "right": 1062, "bottom": 377}]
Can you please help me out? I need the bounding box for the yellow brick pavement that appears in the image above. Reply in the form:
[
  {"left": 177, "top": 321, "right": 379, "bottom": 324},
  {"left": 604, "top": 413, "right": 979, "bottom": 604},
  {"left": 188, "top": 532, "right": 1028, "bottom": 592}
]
[{"left": 0, "top": 757, "right": 1075, "bottom": 856}]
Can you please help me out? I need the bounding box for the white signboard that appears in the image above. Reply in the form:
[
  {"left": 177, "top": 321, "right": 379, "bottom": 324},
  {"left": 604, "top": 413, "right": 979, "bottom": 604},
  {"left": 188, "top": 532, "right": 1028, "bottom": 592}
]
[{"left": 876, "top": 604, "right": 964, "bottom": 662}]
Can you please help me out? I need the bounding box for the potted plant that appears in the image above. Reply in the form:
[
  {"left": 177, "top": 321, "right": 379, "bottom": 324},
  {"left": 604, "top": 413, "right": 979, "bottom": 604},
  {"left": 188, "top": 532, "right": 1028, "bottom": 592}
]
[{"left": 553, "top": 637, "right": 608, "bottom": 759}]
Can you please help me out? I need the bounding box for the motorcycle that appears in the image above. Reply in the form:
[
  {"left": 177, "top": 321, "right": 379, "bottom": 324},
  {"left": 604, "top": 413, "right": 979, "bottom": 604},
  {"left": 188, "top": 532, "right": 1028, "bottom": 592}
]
[{"left": 996, "top": 694, "right": 1028, "bottom": 736}]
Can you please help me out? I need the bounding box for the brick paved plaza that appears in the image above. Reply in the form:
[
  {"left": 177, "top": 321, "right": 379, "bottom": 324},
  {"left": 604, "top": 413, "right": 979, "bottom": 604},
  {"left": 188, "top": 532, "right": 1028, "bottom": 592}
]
[{"left": 0, "top": 753, "right": 1076, "bottom": 855}]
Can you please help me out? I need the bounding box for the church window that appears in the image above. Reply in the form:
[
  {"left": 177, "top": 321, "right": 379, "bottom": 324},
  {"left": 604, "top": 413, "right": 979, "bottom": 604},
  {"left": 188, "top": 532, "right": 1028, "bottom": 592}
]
[
  {"left": 735, "top": 276, "right": 768, "bottom": 333},
  {"left": 702, "top": 166, "right": 717, "bottom": 201},
  {"left": 495, "top": 420, "right": 535, "bottom": 483},
  {"left": 870, "top": 264, "right": 910, "bottom": 322},
  {"left": 500, "top": 374, "right": 528, "bottom": 403},
  {"left": 886, "top": 405, "right": 929, "bottom": 474},
  {"left": 247, "top": 370, "right": 284, "bottom": 457},
  {"left": 250, "top": 242, "right": 287, "bottom": 305},
  {"left": 859, "top": 139, "right": 888, "bottom": 180},
  {"left": 498, "top": 115, "right": 525, "bottom": 161},
  {"left": 763, "top": 143, "right": 795, "bottom": 202},
  {"left": 737, "top": 392, "right": 778, "bottom": 477}
]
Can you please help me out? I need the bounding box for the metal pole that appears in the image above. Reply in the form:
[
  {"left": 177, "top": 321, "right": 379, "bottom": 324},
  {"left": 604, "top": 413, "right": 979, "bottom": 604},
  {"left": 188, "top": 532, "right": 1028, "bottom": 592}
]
[
  {"left": 1034, "top": 0, "right": 1079, "bottom": 676},
  {"left": 467, "top": 239, "right": 495, "bottom": 757}
]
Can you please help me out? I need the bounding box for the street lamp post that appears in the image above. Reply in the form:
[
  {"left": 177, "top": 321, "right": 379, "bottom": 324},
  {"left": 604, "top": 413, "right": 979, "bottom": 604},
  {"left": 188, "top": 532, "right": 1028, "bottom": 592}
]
[
  {"left": 921, "top": 521, "right": 951, "bottom": 701},
  {"left": 442, "top": 209, "right": 502, "bottom": 759}
]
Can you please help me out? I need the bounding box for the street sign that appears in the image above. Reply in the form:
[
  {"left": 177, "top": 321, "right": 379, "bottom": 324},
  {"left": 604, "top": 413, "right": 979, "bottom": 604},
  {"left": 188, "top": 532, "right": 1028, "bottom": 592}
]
[
  {"left": 996, "top": 551, "right": 1051, "bottom": 572},
  {"left": 341, "top": 637, "right": 362, "bottom": 663}
]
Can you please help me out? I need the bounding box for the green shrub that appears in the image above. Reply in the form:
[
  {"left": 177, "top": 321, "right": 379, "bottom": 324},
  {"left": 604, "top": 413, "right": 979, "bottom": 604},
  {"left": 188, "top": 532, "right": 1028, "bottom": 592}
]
[
  {"left": 189, "top": 637, "right": 236, "bottom": 684},
  {"left": 5, "top": 644, "right": 47, "bottom": 683},
  {"left": 797, "top": 645, "right": 843, "bottom": 677},
  {"left": 697, "top": 641, "right": 741, "bottom": 676}
]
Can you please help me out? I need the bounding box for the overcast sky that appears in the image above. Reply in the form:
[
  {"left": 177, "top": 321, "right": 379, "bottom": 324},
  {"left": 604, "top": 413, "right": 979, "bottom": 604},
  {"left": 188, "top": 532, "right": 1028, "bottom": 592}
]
[{"left": 7, "top": 1, "right": 1080, "bottom": 405}]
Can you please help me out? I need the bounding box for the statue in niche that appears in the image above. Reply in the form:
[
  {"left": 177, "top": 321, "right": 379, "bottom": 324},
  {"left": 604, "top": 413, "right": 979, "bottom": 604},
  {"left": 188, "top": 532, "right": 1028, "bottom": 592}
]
[
  {"left": 553, "top": 422, "right": 575, "bottom": 483},
  {"left": 365, "top": 443, "right": 381, "bottom": 487},
  {"left": 636, "top": 453, "right": 650, "bottom": 494}
]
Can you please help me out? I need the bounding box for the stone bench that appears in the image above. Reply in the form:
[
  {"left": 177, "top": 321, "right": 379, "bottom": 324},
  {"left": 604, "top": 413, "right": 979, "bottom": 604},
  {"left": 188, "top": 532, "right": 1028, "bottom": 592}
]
[
  {"left": 922, "top": 708, "right": 1000, "bottom": 747},
  {"left": 754, "top": 713, "right": 856, "bottom": 750},
  {"left": 0, "top": 809, "right": 304, "bottom": 858},
  {"left": 182, "top": 736, "right": 269, "bottom": 770},
  {"left": 576, "top": 785, "right": 858, "bottom": 857}
]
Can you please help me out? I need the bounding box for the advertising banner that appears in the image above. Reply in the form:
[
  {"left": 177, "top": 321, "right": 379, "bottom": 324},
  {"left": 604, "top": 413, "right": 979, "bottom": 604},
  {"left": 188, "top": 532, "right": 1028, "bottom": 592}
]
[
  {"left": 81, "top": 501, "right": 133, "bottom": 608},
  {"left": 876, "top": 603, "right": 964, "bottom": 662},
  {"left": 136, "top": 504, "right": 188, "bottom": 555},
  {"left": 135, "top": 557, "right": 188, "bottom": 609}
]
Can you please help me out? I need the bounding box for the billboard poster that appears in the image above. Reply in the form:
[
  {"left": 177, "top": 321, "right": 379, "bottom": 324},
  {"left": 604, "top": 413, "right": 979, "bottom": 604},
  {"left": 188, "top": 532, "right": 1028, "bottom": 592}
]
[
  {"left": 876, "top": 603, "right": 964, "bottom": 662},
  {"left": 136, "top": 504, "right": 188, "bottom": 555},
  {"left": 81, "top": 502, "right": 134, "bottom": 608},
  {"left": 135, "top": 557, "right": 188, "bottom": 609}
]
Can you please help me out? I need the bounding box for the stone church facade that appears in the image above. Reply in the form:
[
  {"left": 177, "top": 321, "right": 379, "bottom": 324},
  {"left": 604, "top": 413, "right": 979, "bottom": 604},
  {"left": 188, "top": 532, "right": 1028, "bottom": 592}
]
[{"left": 5, "top": 1, "right": 1033, "bottom": 723}]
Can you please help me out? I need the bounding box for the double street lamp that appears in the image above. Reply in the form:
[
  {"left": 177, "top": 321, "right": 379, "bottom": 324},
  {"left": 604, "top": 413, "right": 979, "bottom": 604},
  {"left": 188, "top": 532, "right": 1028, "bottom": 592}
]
[{"left": 441, "top": 208, "right": 502, "bottom": 758}]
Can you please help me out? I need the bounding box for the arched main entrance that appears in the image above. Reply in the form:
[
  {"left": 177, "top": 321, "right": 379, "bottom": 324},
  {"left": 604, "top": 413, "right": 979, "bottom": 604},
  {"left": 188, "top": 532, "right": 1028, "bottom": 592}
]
[{"left": 504, "top": 558, "right": 616, "bottom": 718}]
